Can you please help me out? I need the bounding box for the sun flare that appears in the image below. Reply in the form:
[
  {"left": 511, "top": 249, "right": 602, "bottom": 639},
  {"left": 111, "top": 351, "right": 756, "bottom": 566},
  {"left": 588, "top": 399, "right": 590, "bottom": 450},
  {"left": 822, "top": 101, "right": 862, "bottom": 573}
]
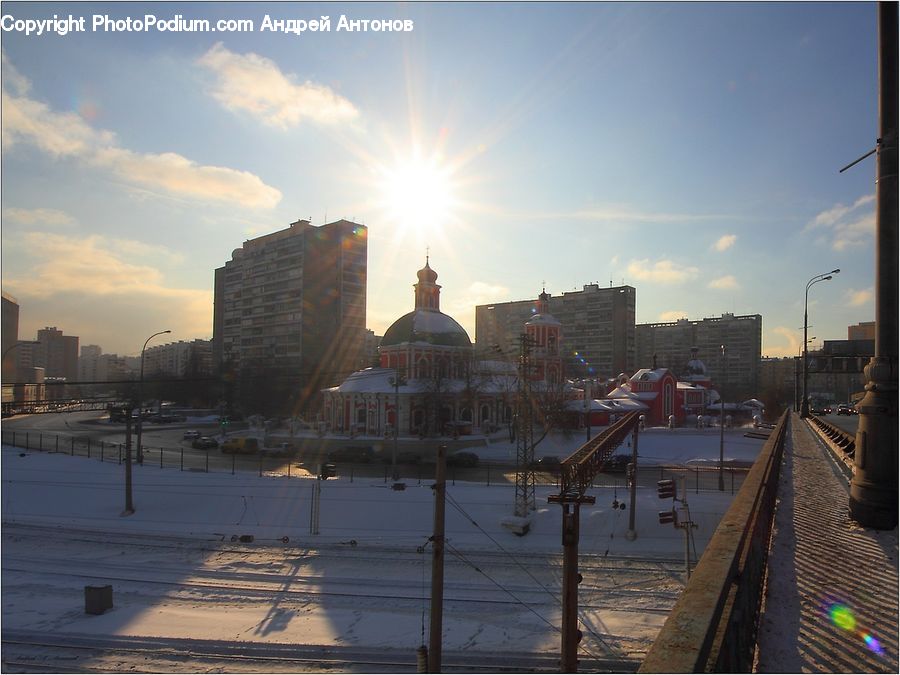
[{"left": 377, "top": 157, "right": 457, "bottom": 236}]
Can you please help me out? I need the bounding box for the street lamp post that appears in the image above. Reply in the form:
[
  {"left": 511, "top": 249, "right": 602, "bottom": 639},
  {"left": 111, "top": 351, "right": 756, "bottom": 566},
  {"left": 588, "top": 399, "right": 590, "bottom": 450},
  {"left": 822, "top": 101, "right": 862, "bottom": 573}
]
[
  {"left": 584, "top": 379, "right": 592, "bottom": 442},
  {"left": 795, "top": 337, "right": 816, "bottom": 411},
  {"left": 801, "top": 270, "right": 839, "bottom": 417},
  {"left": 136, "top": 330, "right": 171, "bottom": 464},
  {"left": 719, "top": 345, "right": 725, "bottom": 492},
  {"left": 388, "top": 368, "right": 406, "bottom": 481}
]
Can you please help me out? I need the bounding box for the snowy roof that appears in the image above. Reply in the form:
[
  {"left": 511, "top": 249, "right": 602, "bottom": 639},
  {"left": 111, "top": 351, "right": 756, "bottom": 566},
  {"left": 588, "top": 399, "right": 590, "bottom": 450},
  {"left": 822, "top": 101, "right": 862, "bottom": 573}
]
[
  {"left": 381, "top": 309, "right": 472, "bottom": 348},
  {"left": 606, "top": 385, "right": 638, "bottom": 399},
  {"left": 677, "top": 381, "right": 707, "bottom": 390},
  {"left": 602, "top": 398, "right": 649, "bottom": 411},
  {"left": 525, "top": 313, "right": 561, "bottom": 326},
  {"left": 629, "top": 368, "right": 670, "bottom": 383},
  {"left": 324, "top": 366, "right": 518, "bottom": 396}
]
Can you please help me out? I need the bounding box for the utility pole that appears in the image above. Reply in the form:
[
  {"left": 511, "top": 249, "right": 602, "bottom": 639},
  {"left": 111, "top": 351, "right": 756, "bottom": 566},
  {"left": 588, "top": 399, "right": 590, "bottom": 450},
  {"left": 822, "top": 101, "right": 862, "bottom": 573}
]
[
  {"left": 549, "top": 412, "right": 640, "bottom": 673},
  {"left": 584, "top": 379, "right": 591, "bottom": 443},
  {"left": 850, "top": 1, "right": 898, "bottom": 530},
  {"left": 514, "top": 335, "right": 537, "bottom": 517},
  {"left": 558, "top": 498, "right": 592, "bottom": 672},
  {"left": 625, "top": 423, "right": 639, "bottom": 540},
  {"left": 718, "top": 345, "right": 725, "bottom": 491},
  {"left": 428, "top": 445, "right": 447, "bottom": 673},
  {"left": 123, "top": 406, "right": 134, "bottom": 514}
]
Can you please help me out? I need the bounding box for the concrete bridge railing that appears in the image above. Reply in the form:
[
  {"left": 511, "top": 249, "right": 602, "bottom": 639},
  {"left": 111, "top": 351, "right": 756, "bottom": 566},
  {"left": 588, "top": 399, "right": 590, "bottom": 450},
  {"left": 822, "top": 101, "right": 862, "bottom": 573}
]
[{"left": 639, "top": 410, "right": 790, "bottom": 673}]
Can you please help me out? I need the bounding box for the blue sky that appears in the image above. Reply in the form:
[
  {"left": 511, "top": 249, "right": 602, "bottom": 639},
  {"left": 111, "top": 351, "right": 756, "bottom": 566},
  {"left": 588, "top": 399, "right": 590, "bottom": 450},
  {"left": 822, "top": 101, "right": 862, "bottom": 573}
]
[{"left": 0, "top": 2, "right": 879, "bottom": 360}]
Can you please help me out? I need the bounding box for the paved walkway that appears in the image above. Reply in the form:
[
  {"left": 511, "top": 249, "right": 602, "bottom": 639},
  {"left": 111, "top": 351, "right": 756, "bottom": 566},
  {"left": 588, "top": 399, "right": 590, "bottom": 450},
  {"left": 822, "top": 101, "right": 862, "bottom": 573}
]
[{"left": 755, "top": 414, "right": 898, "bottom": 673}]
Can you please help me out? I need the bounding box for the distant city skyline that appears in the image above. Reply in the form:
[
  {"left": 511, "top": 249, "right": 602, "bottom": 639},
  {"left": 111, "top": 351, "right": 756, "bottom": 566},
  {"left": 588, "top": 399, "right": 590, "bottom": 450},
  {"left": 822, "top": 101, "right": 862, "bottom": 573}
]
[{"left": 1, "top": 2, "right": 878, "bottom": 358}]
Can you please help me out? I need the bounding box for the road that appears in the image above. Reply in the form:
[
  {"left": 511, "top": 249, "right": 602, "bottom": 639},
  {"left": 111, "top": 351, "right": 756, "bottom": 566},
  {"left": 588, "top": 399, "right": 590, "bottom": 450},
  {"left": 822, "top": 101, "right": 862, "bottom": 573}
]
[{"left": 815, "top": 412, "right": 860, "bottom": 436}]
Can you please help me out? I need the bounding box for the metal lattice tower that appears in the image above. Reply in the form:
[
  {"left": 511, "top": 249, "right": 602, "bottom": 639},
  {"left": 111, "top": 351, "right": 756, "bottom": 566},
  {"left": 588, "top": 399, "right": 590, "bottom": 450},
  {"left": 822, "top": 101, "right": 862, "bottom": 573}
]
[{"left": 514, "top": 334, "right": 537, "bottom": 517}]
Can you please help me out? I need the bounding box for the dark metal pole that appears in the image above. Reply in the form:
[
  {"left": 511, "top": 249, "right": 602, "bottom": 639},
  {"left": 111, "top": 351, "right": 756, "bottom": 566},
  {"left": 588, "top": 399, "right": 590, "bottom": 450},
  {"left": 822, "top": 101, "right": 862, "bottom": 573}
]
[
  {"left": 585, "top": 380, "right": 591, "bottom": 443},
  {"left": 850, "top": 1, "right": 898, "bottom": 530},
  {"left": 136, "top": 329, "right": 170, "bottom": 465},
  {"left": 802, "top": 274, "right": 837, "bottom": 417},
  {"left": 719, "top": 345, "right": 725, "bottom": 491},
  {"left": 428, "top": 445, "right": 447, "bottom": 673},
  {"left": 802, "top": 287, "right": 810, "bottom": 418},
  {"left": 626, "top": 425, "right": 638, "bottom": 540},
  {"left": 124, "top": 407, "right": 134, "bottom": 514},
  {"left": 560, "top": 502, "right": 581, "bottom": 673}
]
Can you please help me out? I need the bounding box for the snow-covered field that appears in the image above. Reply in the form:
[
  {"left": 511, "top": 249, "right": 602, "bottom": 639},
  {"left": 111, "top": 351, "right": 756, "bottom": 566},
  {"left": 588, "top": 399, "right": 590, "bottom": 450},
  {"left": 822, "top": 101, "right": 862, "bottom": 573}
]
[{"left": 1, "top": 428, "right": 765, "bottom": 671}]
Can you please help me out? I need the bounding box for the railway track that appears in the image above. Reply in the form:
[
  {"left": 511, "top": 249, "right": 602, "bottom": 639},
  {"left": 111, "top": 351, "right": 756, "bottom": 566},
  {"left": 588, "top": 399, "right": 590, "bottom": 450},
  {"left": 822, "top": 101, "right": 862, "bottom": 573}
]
[{"left": 1, "top": 631, "right": 640, "bottom": 673}]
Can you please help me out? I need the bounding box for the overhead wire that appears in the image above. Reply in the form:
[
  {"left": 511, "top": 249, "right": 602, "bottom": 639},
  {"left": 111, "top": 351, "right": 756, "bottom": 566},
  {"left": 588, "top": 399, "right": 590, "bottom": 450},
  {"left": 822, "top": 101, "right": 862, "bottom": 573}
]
[{"left": 444, "top": 488, "right": 619, "bottom": 660}]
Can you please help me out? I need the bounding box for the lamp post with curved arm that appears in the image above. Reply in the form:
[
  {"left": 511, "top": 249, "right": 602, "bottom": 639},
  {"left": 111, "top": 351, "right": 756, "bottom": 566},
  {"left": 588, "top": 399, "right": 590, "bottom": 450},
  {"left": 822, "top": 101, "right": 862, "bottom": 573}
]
[
  {"left": 136, "top": 330, "right": 171, "bottom": 464},
  {"left": 801, "top": 270, "right": 839, "bottom": 418}
]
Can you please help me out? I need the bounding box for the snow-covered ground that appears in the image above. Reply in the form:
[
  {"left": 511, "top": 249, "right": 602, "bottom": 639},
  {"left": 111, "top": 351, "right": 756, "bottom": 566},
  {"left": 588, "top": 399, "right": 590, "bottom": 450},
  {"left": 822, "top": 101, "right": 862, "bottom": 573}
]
[{"left": 1, "top": 428, "right": 765, "bottom": 669}]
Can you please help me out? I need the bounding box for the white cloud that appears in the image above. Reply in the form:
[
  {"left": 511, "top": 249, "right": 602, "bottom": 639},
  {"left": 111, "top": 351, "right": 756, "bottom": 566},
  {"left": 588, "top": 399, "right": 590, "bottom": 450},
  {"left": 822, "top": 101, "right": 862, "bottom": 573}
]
[
  {"left": 626, "top": 259, "right": 699, "bottom": 284},
  {"left": 659, "top": 310, "right": 688, "bottom": 322},
  {"left": 805, "top": 194, "right": 875, "bottom": 251},
  {"left": 3, "top": 232, "right": 211, "bottom": 352},
  {"left": 468, "top": 281, "right": 510, "bottom": 303},
  {"left": 712, "top": 234, "right": 737, "bottom": 252},
  {"left": 845, "top": 287, "right": 874, "bottom": 307},
  {"left": 197, "top": 42, "right": 359, "bottom": 129},
  {"left": 832, "top": 212, "right": 876, "bottom": 251},
  {"left": 1, "top": 57, "right": 281, "bottom": 209},
  {"left": 766, "top": 326, "right": 801, "bottom": 358},
  {"left": 708, "top": 275, "right": 739, "bottom": 290},
  {"left": 92, "top": 147, "right": 281, "bottom": 209},
  {"left": 1, "top": 49, "right": 31, "bottom": 96},
  {"left": 2, "top": 207, "right": 75, "bottom": 227},
  {"left": 1, "top": 91, "right": 113, "bottom": 156}
]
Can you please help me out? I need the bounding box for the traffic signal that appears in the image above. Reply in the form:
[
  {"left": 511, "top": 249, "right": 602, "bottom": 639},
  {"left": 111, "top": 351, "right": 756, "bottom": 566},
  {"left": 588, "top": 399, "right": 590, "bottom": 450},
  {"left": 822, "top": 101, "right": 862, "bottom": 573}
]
[
  {"left": 658, "top": 509, "right": 677, "bottom": 525},
  {"left": 657, "top": 479, "right": 676, "bottom": 499}
]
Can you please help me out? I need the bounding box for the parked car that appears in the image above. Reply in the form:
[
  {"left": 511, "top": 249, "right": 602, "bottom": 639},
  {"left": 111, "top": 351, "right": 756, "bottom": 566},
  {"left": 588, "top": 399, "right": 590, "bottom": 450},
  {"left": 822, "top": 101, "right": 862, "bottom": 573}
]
[
  {"left": 447, "top": 451, "right": 479, "bottom": 468},
  {"left": 221, "top": 437, "right": 259, "bottom": 454},
  {"left": 328, "top": 446, "right": 374, "bottom": 463},
  {"left": 183, "top": 430, "right": 201, "bottom": 440},
  {"left": 192, "top": 436, "right": 218, "bottom": 450},
  {"left": 836, "top": 404, "right": 852, "bottom": 416}
]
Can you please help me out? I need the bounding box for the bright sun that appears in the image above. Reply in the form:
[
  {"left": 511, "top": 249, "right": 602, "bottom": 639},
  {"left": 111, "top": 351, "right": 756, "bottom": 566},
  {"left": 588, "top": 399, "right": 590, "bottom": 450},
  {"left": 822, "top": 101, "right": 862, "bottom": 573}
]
[{"left": 378, "top": 157, "right": 457, "bottom": 235}]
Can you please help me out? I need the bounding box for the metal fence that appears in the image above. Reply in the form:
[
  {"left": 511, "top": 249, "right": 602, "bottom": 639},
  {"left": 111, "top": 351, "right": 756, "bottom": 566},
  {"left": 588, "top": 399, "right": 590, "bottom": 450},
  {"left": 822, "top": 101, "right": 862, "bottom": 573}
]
[
  {"left": 638, "top": 410, "right": 790, "bottom": 673},
  {"left": 1, "top": 428, "right": 749, "bottom": 493}
]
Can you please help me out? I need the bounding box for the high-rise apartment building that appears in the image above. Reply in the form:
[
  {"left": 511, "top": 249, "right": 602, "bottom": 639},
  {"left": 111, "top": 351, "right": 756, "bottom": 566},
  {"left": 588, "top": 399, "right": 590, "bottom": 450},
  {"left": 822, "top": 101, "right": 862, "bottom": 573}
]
[
  {"left": 144, "top": 339, "right": 213, "bottom": 377},
  {"left": 635, "top": 313, "right": 762, "bottom": 399},
  {"left": 475, "top": 284, "right": 635, "bottom": 378},
  {"left": 2, "top": 293, "right": 19, "bottom": 402},
  {"left": 212, "top": 219, "right": 367, "bottom": 411},
  {"left": 848, "top": 321, "right": 876, "bottom": 341},
  {"left": 34, "top": 327, "right": 79, "bottom": 381}
]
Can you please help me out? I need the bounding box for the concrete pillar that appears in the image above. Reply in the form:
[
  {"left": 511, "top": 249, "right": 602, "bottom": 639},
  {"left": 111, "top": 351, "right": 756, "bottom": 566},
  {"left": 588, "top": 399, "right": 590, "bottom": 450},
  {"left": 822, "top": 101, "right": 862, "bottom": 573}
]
[{"left": 850, "top": 1, "right": 898, "bottom": 530}]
